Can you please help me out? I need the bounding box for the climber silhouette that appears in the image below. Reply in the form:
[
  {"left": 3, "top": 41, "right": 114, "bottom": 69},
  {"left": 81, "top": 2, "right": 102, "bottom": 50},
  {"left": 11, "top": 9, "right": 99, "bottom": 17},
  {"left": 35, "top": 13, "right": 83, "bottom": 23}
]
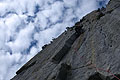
[{"left": 75, "top": 24, "right": 84, "bottom": 36}]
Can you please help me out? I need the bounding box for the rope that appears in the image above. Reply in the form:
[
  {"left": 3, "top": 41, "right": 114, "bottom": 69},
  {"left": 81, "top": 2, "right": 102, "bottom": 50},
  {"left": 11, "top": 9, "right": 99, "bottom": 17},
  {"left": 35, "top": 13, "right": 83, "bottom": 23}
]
[
  {"left": 91, "top": 40, "right": 96, "bottom": 65},
  {"left": 91, "top": 39, "right": 120, "bottom": 80},
  {"left": 94, "top": 66, "right": 120, "bottom": 80},
  {"left": 74, "top": 34, "right": 84, "bottom": 51},
  {"left": 72, "top": 34, "right": 120, "bottom": 80},
  {"left": 108, "top": 70, "right": 120, "bottom": 80}
]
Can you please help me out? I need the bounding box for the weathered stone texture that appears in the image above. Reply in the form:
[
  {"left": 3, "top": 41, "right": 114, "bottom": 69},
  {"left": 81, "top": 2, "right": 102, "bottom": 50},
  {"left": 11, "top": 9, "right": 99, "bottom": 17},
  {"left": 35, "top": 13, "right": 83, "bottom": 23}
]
[{"left": 11, "top": 0, "right": 120, "bottom": 80}]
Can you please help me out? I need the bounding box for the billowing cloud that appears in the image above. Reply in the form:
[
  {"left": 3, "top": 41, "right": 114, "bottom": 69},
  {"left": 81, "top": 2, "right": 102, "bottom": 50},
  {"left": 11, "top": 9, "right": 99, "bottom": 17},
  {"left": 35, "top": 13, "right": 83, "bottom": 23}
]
[{"left": 0, "top": 0, "right": 109, "bottom": 80}]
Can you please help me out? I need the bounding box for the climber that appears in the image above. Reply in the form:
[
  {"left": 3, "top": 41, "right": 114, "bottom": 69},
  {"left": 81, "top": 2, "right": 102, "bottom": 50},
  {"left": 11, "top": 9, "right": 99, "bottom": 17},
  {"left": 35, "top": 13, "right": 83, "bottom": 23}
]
[{"left": 75, "top": 24, "right": 84, "bottom": 36}]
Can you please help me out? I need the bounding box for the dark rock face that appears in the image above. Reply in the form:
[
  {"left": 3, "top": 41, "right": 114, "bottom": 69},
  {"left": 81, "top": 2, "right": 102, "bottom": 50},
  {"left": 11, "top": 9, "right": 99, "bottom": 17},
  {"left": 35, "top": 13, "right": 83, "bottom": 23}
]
[
  {"left": 11, "top": 0, "right": 120, "bottom": 80},
  {"left": 56, "top": 63, "right": 71, "bottom": 80},
  {"left": 52, "top": 33, "right": 81, "bottom": 64},
  {"left": 112, "top": 75, "right": 120, "bottom": 80},
  {"left": 16, "top": 61, "right": 36, "bottom": 75},
  {"left": 88, "top": 72, "right": 105, "bottom": 80}
]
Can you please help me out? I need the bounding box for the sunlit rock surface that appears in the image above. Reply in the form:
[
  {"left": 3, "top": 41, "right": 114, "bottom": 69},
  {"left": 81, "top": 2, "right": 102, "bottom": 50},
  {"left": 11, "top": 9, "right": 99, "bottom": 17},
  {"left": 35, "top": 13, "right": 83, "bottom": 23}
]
[{"left": 12, "top": 0, "right": 120, "bottom": 80}]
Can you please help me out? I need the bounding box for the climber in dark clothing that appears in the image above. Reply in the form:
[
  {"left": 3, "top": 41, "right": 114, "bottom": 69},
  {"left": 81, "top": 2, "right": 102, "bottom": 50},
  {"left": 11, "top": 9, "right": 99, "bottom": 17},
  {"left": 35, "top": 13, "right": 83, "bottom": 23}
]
[{"left": 75, "top": 24, "right": 84, "bottom": 36}]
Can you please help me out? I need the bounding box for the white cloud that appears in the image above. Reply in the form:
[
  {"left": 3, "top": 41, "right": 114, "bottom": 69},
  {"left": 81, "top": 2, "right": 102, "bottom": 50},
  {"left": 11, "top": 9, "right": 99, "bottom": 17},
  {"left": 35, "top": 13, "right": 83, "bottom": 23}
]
[
  {"left": 0, "top": 0, "right": 110, "bottom": 80},
  {"left": 35, "top": 13, "right": 49, "bottom": 30},
  {"left": 63, "top": 0, "right": 78, "bottom": 8},
  {"left": 7, "top": 23, "right": 34, "bottom": 53},
  {"left": 0, "top": 52, "right": 23, "bottom": 80}
]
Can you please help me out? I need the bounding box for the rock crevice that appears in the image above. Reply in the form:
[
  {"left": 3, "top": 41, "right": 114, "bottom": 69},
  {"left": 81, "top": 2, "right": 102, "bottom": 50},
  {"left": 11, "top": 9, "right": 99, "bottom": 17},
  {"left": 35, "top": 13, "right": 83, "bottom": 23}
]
[{"left": 11, "top": 0, "right": 120, "bottom": 80}]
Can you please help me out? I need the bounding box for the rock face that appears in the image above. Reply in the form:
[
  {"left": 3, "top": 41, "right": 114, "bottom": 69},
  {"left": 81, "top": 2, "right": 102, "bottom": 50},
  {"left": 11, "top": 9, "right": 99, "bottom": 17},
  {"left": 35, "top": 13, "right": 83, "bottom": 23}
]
[{"left": 11, "top": 0, "right": 120, "bottom": 80}]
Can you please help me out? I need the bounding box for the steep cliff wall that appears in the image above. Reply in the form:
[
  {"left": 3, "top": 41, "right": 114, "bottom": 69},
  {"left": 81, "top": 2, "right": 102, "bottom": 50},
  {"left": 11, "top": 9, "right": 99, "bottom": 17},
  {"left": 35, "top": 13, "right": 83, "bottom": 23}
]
[{"left": 11, "top": 0, "right": 120, "bottom": 80}]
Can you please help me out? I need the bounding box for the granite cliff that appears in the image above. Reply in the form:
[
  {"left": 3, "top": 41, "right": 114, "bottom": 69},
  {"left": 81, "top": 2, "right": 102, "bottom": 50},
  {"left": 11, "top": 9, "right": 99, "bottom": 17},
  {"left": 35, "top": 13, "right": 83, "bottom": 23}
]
[{"left": 11, "top": 0, "right": 120, "bottom": 80}]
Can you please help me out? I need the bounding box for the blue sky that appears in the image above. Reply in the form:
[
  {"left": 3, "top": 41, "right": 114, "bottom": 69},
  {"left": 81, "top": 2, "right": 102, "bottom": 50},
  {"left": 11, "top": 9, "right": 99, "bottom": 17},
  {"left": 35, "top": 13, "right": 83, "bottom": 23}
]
[{"left": 0, "top": 0, "right": 109, "bottom": 80}]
